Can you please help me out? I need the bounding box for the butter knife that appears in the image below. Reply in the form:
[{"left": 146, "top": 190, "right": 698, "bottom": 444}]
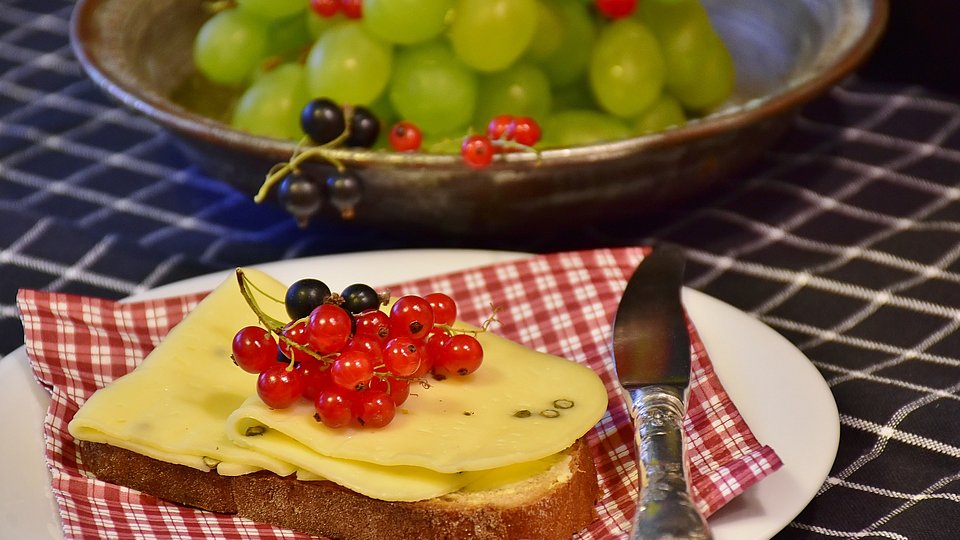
[{"left": 612, "top": 246, "right": 712, "bottom": 540}]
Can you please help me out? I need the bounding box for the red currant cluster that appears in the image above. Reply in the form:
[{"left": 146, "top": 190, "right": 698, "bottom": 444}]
[
  {"left": 386, "top": 114, "right": 542, "bottom": 170},
  {"left": 230, "top": 270, "right": 486, "bottom": 429},
  {"left": 461, "top": 114, "right": 543, "bottom": 169},
  {"left": 310, "top": 0, "right": 362, "bottom": 19}
]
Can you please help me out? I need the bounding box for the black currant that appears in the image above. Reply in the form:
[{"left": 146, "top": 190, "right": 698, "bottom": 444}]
[
  {"left": 346, "top": 106, "right": 380, "bottom": 148},
  {"left": 285, "top": 278, "right": 332, "bottom": 320},
  {"left": 301, "top": 98, "right": 345, "bottom": 144},
  {"left": 340, "top": 283, "right": 380, "bottom": 314},
  {"left": 277, "top": 173, "right": 323, "bottom": 226},
  {"left": 326, "top": 171, "right": 363, "bottom": 218}
]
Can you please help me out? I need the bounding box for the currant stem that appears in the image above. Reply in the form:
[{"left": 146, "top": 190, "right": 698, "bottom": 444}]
[
  {"left": 236, "top": 269, "right": 286, "bottom": 332},
  {"left": 481, "top": 306, "right": 502, "bottom": 332},
  {"left": 236, "top": 269, "right": 331, "bottom": 366},
  {"left": 254, "top": 114, "right": 355, "bottom": 204}
]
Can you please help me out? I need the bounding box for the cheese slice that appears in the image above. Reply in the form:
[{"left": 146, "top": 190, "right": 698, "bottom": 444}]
[
  {"left": 226, "top": 324, "right": 609, "bottom": 473},
  {"left": 69, "top": 268, "right": 296, "bottom": 476},
  {"left": 231, "top": 417, "right": 482, "bottom": 501},
  {"left": 68, "top": 268, "right": 609, "bottom": 502}
]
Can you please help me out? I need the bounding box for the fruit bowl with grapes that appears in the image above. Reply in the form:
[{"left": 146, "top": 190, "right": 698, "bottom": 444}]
[{"left": 70, "top": 0, "right": 887, "bottom": 234}]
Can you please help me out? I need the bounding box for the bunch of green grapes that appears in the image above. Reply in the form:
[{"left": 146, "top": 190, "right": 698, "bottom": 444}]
[{"left": 192, "top": 0, "right": 735, "bottom": 149}]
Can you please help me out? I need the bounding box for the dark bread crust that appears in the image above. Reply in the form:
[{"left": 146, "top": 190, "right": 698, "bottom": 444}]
[
  {"left": 79, "top": 441, "right": 237, "bottom": 513},
  {"left": 78, "top": 439, "right": 600, "bottom": 539}
]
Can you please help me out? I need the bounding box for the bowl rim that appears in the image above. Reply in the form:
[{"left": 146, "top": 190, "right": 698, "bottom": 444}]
[{"left": 68, "top": 0, "right": 890, "bottom": 169}]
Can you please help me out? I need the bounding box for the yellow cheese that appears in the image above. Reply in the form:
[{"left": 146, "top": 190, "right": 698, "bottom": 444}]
[
  {"left": 226, "top": 324, "right": 609, "bottom": 473},
  {"left": 231, "top": 413, "right": 481, "bottom": 501},
  {"left": 68, "top": 268, "right": 296, "bottom": 476},
  {"left": 68, "top": 268, "right": 609, "bottom": 502}
]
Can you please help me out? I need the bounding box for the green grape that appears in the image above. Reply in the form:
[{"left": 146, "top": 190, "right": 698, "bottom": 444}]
[
  {"left": 473, "top": 62, "right": 552, "bottom": 129},
  {"left": 670, "top": 33, "right": 734, "bottom": 112},
  {"left": 305, "top": 22, "right": 393, "bottom": 106},
  {"left": 539, "top": 110, "right": 630, "bottom": 148},
  {"left": 632, "top": 93, "right": 686, "bottom": 135},
  {"left": 551, "top": 80, "right": 595, "bottom": 111},
  {"left": 306, "top": 10, "right": 345, "bottom": 39},
  {"left": 525, "top": 1, "right": 563, "bottom": 61},
  {"left": 362, "top": 0, "right": 453, "bottom": 44},
  {"left": 448, "top": 0, "right": 538, "bottom": 72},
  {"left": 530, "top": 0, "right": 597, "bottom": 88},
  {"left": 236, "top": 0, "right": 306, "bottom": 20},
  {"left": 193, "top": 9, "right": 268, "bottom": 86},
  {"left": 388, "top": 40, "right": 477, "bottom": 135},
  {"left": 263, "top": 11, "right": 312, "bottom": 61},
  {"left": 637, "top": 0, "right": 734, "bottom": 112},
  {"left": 589, "top": 19, "right": 664, "bottom": 118},
  {"left": 232, "top": 63, "right": 310, "bottom": 140}
]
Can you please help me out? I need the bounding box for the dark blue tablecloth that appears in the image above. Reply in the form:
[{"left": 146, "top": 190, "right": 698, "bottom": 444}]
[{"left": 4, "top": 0, "right": 960, "bottom": 538}]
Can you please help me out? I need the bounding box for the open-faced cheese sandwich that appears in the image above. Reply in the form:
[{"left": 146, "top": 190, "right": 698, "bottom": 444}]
[{"left": 68, "top": 268, "right": 609, "bottom": 539}]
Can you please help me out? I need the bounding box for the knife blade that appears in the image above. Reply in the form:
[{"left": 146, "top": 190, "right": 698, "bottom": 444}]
[{"left": 612, "top": 245, "right": 712, "bottom": 540}]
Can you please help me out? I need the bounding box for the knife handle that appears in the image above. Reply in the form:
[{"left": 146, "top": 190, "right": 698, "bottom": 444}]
[{"left": 627, "top": 385, "right": 712, "bottom": 540}]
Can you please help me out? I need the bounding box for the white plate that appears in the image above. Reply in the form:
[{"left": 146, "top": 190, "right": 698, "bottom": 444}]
[{"left": 0, "top": 249, "right": 839, "bottom": 540}]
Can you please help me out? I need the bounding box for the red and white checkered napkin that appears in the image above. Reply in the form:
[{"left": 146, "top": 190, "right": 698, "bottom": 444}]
[{"left": 18, "top": 247, "right": 781, "bottom": 539}]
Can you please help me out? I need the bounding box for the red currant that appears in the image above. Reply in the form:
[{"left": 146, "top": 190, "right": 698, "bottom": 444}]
[
  {"left": 297, "top": 357, "right": 332, "bottom": 400},
  {"left": 315, "top": 387, "right": 355, "bottom": 428},
  {"left": 512, "top": 116, "right": 542, "bottom": 147},
  {"left": 279, "top": 319, "right": 310, "bottom": 360},
  {"left": 433, "top": 334, "right": 483, "bottom": 378},
  {"left": 595, "top": 0, "right": 637, "bottom": 18},
  {"left": 258, "top": 364, "right": 305, "bottom": 409},
  {"left": 388, "top": 121, "right": 422, "bottom": 152},
  {"left": 382, "top": 337, "right": 423, "bottom": 378},
  {"left": 340, "top": 0, "right": 362, "bottom": 18},
  {"left": 416, "top": 331, "right": 447, "bottom": 378},
  {"left": 343, "top": 334, "right": 384, "bottom": 365},
  {"left": 310, "top": 0, "right": 340, "bottom": 17},
  {"left": 354, "top": 390, "right": 396, "bottom": 428},
  {"left": 354, "top": 309, "right": 391, "bottom": 344},
  {"left": 369, "top": 376, "right": 411, "bottom": 406},
  {"left": 307, "top": 303, "right": 352, "bottom": 354},
  {"left": 232, "top": 326, "right": 278, "bottom": 374},
  {"left": 424, "top": 292, "right": 457, "bottom": 326},
  {"left": 330, "top": 350, "right": 375, "bottom": 391},
  {"left": 389, "top": 295, "right": 435, "bottom": 340},
  {"left": 461, "top": 134, "right": 494, "bottom": 169},
  {"left": 487, "top": 114, "right": 516, "bottom": 141}
]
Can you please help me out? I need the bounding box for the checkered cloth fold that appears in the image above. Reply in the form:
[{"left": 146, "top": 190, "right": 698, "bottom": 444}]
[{"left": 18, "top": 247, "right": 781, "bottom": 539}]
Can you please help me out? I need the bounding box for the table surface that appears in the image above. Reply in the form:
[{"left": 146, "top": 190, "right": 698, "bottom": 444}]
[{"left": 4, "top": 1, "right": 960, "bottom": 538}]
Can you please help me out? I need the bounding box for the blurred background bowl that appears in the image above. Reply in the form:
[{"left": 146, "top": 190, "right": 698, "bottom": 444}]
[{"left": 69, "top": 0, "right": 888, "bottom": 235}]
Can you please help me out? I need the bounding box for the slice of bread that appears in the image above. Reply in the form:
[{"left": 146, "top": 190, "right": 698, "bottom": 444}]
[{"left": 78, "top": 438, "right": 600, "bottom": 540}]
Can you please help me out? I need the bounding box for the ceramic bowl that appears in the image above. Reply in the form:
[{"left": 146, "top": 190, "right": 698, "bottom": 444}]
[{"left": 70, "top": 0, "right": 888, "bottom": 235}]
